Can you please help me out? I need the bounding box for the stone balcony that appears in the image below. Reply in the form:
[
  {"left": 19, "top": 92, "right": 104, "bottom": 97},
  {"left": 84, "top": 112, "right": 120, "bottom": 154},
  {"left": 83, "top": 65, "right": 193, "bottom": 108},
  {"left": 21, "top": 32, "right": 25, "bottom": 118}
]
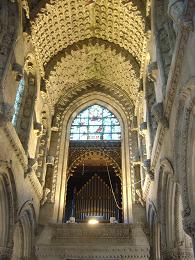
[{"left": 36, "top": 223, "right": 150, "bottom": 260}]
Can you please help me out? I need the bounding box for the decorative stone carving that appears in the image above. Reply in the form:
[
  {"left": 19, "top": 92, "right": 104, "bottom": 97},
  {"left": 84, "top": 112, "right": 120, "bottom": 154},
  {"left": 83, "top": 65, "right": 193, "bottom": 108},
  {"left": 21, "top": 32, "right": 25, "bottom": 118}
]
[
  {"left": 147, "top": 61, "right": 158, "bottom": 81},
  {"left": 41, "top": 188, "right": 50, "bottom": 206},
  {"left": 26, "top": 158, "right": 38, "bottom": 176},
  {"left": 46, "top": 156, "right": 55, "bottom": 166},
  {"left": 0, "top": 0, "right": 18, "bottom": 92},
  {"left": 36, "top": 224, "right": 150, "bottom": 259},
  {"left": 30, "top": 1, "right": 146, "bottom": 69},
  {"left": 45, "top": 41, "right": 140, "bottom": 106},
  {"left": 12, "top": 63, "right": 23, "bottom": 81},
  {"left": 152, "top": 102, "right": 169, "bottom": 128},
  {"left": 140, "top": 122, "right": 147, "bottom": 135},
  {"left": 168, "top": 0, "right": 195, "bottom": 32},
  {"left": 143, "top": 159, "right": 154, "bottom": 180},
  {"left": 0, "top": 103, "right": 14, "bottom": 127},
  {"left": 33, "top": 122, "right": 43, "bottom": 136},
  {"left": 168, "top": 0, "right": 185, "bottom": 32},
  {"left": 17, "top": 73, "right": 36, "bottom": 150}
]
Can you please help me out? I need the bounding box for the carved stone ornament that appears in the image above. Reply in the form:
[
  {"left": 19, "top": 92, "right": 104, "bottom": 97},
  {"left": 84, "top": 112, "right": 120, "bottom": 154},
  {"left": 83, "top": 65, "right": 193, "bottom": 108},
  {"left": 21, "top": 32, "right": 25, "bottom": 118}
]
[
  {"left": 41, "top": 188, "right": 51, "bottom": 206},
  {"left": 168, "top": 0, "right": 185, "bottom": 26},
  {"left": 25, "top": 158, "right": 38, "bottom": 176},
  {"left": 0, "top": 103, "right": 14, "bottom": 127},
  {"left": 140, "top": 121, "right": 147, "bottom": 135},
  {"left": 168, "top": 0, "right": 195, "bottom": 32},
  {"left": 143, "top": 159, "right": 154, "bottom": 181},
  {"left": 152, "top": 102, "right": 169, "bottom": 128},
  {"left": 147, "top": 61, "right": 158, "bottom": 82},
  {"left": 33, "top": 122, "right": 43, "bottom": 136},
  {"left": 12, "top": 63, "right": 23, "bottom": 81}
]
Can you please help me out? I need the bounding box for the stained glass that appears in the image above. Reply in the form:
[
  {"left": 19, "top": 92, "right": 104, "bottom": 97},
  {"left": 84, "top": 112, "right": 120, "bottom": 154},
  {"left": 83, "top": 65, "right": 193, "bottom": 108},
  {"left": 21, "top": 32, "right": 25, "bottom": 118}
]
[
  {"left": 12, "top": 78, "right": 25, "bottom": 127},
  {"left": 70, "top": 104, "right": 121, "bottom": 140}
]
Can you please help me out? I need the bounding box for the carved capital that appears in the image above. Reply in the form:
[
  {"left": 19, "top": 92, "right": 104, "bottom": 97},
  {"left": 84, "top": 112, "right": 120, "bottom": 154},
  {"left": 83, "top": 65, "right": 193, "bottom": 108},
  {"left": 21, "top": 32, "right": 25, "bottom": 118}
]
[{"left": 0, "top": 103, "right": 14, "bottom": 127}]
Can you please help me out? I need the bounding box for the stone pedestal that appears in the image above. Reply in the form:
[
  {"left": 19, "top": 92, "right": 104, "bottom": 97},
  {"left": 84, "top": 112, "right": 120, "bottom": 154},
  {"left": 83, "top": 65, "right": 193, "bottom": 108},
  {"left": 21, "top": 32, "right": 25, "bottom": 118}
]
[{"left": 36, "top": 223, "right": 150, "bottom": 260}]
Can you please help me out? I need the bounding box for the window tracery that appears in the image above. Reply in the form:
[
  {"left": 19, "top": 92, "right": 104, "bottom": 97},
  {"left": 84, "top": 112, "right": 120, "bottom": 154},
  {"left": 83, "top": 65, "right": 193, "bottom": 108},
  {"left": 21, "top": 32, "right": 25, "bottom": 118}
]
[{"left": 70, "top": 105, "right": 121, "bottom": 141}]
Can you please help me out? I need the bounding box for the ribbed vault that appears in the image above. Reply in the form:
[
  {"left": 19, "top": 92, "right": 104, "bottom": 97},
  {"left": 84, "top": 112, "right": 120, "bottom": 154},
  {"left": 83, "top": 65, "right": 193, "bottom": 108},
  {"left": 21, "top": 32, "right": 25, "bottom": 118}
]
[
  {"left": 30, "top": 0, "right": 146, "bottom": 68},
  {"left": 24, "top": 0, "right": 148, "bottom": 108},
  {"left": 46, "top": 41, "right": 140, "bottom": 105}
]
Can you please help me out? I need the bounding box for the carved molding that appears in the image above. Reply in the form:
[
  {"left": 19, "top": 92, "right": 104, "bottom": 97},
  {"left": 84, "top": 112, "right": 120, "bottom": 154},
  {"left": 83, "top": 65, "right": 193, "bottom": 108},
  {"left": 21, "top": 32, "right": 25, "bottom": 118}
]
[
  {"left": 149, "top": 23, "right": 191, "bottom": 173},
  {"left": 45, "top": 42, "right": 140, "bottom": 107},
  {"left": 2, "top": 123, "right": 28, "bottom": 171},
  {"left": 49, "top": 89, "right": 133, "bottom": 202},
  {"left": 36, "top": 223, "right": 150, "bottom": 259},
  {"left": 27, "top": 170, "right": 43, "bottom": 200},
  {"left": 0, "top": 102, "right": 14, "bottom": 127},
  {"left": 30, "top": 0, "right": 146, "bottom": 68},
  {"left": 174, "top": 78, "right": 195, "bottom": 237}
]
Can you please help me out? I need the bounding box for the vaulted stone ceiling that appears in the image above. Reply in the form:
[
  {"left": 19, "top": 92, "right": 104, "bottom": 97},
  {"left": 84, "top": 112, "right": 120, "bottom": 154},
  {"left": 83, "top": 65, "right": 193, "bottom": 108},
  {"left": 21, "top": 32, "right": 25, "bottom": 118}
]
[{"left": 24, "top": 0, "right": 149, "bottom": 107}]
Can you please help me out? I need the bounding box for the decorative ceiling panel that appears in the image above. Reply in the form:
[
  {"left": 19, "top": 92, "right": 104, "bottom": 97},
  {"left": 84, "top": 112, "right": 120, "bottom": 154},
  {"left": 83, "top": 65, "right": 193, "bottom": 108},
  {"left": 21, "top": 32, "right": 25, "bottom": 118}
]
[
  {"left": 30, "top": 0, "right": 146, "bottom": 69},
  {"left": 46, "top": 43, "right": 140, "bottom": 105}
]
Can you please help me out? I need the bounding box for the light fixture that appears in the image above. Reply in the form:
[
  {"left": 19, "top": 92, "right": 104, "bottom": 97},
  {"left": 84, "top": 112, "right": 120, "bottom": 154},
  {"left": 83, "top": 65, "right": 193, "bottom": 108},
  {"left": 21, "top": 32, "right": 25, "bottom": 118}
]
[{"left": 88, "top": 218, "right": 99, "bottom": 225}]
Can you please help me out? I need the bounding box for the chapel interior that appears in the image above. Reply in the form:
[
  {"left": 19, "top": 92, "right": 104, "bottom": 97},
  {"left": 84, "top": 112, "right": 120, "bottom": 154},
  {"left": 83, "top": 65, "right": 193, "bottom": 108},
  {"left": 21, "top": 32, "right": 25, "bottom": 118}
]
[{"left": 0, "top": 0, "right": 195, "bottom": 259}]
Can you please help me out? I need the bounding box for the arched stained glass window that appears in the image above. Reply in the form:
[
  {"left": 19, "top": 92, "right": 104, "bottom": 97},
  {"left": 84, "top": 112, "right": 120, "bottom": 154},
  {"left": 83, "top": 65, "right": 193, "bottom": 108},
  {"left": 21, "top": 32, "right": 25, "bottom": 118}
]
[
  {"left": 12, "top": 78, "right": 25, "bottom": 127},
  {"left": 70, "top": 105, "right": 121, "bottom": 141}
]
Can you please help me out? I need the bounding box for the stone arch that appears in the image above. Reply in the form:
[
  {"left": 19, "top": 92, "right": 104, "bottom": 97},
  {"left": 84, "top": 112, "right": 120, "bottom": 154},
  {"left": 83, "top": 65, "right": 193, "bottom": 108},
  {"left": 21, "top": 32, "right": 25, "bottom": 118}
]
[
  {"left": 12, "top": 202, "right": 36, "bottom": 260},
  {"left": 147, "top": 201, "right": 161, "bottom": 259},
  {"left": 174, "top": 78, "right": 195, "bottom": 242},
  {"left": 0, "top": 164, "right": 17, "bottom": 259},
  {"left": 48, "top": 91, "right": 133, "bottom": 223},
  {"left": 68, "top": 150, "right": 121, "bottom": 179},
  {"left": 157, "top": 158, "right": 193, "bottom": 258},
  {"left": 157, "top": 158, "right": 176, "bottom": 258}
]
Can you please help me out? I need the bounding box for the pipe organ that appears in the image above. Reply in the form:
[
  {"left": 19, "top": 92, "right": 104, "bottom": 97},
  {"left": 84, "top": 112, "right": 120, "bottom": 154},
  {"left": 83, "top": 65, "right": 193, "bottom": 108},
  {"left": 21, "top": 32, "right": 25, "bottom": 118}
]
[{"left": 74, "top": 174, "right": 119, "bottom": 221}]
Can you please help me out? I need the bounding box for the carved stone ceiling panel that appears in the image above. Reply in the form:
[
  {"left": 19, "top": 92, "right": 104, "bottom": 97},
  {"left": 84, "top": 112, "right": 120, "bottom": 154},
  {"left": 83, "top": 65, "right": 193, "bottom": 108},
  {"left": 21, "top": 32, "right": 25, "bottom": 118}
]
[
  {"left": 46, "top": 43, "right": 140, "bottom": 105},
  {"left": 30, "top": 0, "right": 146, "bottom": 69}
]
